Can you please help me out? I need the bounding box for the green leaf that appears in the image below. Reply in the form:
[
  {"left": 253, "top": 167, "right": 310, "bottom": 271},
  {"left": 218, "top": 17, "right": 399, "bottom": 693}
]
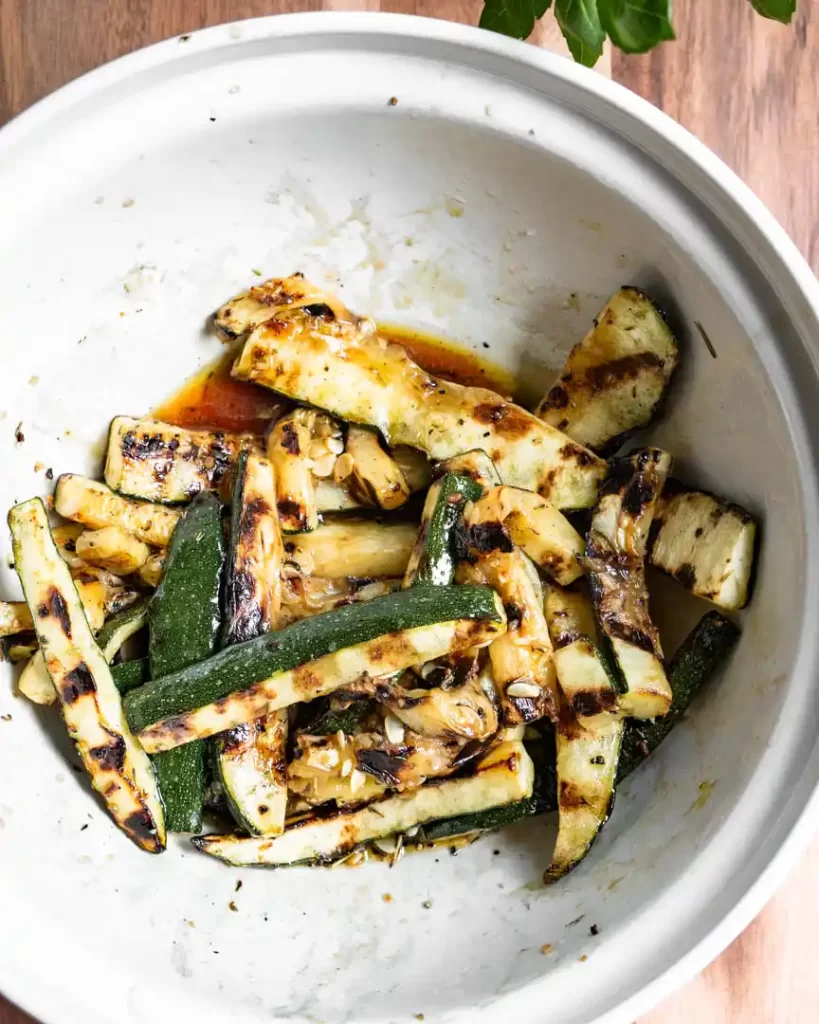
[
  {"left": 599, "top": 0, "right": 675, "bottom": 53},
  {"left": 749, "top": 0, "right": 796, "bottom": 23},
  {"left": 479, "top": 0, "right": 553, "bottom": 39},
  {"left": 554, "top": 0, "right": 606, "bottom": 66}
]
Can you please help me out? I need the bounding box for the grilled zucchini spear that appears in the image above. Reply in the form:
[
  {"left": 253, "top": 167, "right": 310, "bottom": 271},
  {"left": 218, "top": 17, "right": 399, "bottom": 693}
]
[
  {"left": 537, "top": 288, "right": 679, "bottom": 455},
  {"left": 267, "top": 409, "right": 344, "bottom": 532},
  {"left": 585, "top": 448, "right": 673, "bottom": 719},
  {"left": 231, "top": 278, "right": 607, "bottom": 510},
  {"left": 284, "top": 518, "right": 417, "bottom": 579},
  {"left": 55, "top": 474, "right": 181, "bottom": 547},
  {"left": 8, "top": 499, "right": 165, "bottom": 852}
]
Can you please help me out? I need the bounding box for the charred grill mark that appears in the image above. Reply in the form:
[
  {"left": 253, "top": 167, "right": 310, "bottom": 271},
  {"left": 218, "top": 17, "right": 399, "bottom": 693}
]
[
  {"left": 356, "top": 747, "right": 410, "bottom": 786},
  {"left": 280, "top": 423, "right": 301, "bottom": 456},
  {"left": 122, "top": 808, "right": 160, "bottom": 850},
  {"left": 451, "top": 738, "right": 488, "bottom": 769},
  {"left": 504, "top": 603, "right": 523, "bottom": 630},
  {"left": 505, "top": 694, "right": 546, "bottom": 724},
  {"left": 560, "top": 443, "right": 596, "bottom": 468},
  {"left": 89, "top": 735, "right": 127, "bottom": 771},
  {"left": 301, "top": 303, "right": 336, "bottom": 320},
  {"left": 583, "top": 352, "right": 663, "bottom": 392},
  {"left": 571, "top": 690, "right": 618, "bottom": 717},
  {"left": 61, "top": 662, "right": 96, "bottom": 702},
  {"left": 366, "top": 631, "right": 415, "bottom": 665},
  {"left": 465, "top": 522, "right": 513, "bottom": 555},
  {"left": 559, "top": 779, "right": 592, "bottom": 809},
  {"left": 220, "top": 722, "right": 254, "bottom": 754},
  {"left": 544, "top": 384, "right": 570, "bottom": 410},
  {"left": 472, "top": 402, "right": 533, "bottom": 439},
  {"left": 42, "top": 588, "right": 72, "bottom": 636},
  {"left": 277, "top": 499, "right": 307, "bottom": 528}
]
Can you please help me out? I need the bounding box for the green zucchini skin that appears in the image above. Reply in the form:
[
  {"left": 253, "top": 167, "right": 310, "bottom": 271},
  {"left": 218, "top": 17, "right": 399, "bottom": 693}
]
[
  {"left": 303, "top": 699, "right": 375, "bottom": 736},
  {"left": 617, "top": 611, "right": 739, "bottom": 782},
  {"left": 111, "top": 657, "right": 150, "bottom": 694},
  {"left": 419, "top": 797, "right": 537, "bottom": 841},
  {"left": 405, "top": 473, "right": 483, "bottom": 587},
  {"left": 149, "top": 492, "right": 225, "bottom": 832},
  {"left": 126, "top": 584, "right": 503, "bottom": 732},
  {"left": 96, "top": 599, "right": 148, "bottom": 658}
]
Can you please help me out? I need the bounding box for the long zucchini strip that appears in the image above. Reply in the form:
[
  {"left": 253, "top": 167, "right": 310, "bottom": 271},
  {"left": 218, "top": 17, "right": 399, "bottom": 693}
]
[
  {"left": 231, "top": 280, "right": 606, "bottom": 509},
  {"left": 345, "top": 426, "right": 411, "bottom": 510},
  {"left": 9, "top": 498, "right": 165, "bottom": 852},
  {"left": 284, "top": 518, "right": 417, "bottom": 579},
  {"left": 458, "top": 552, "right": 558, "bottom": 725},
  {"left": 545, "top": 585, "right": 619, "bottom": 718},
  {"left": 404, "top": 473, "right": 483, "bottom": 588},
  {"left": 75, "top": 526, "right": 151, "bottom": 576},
  {"left": 125, "top": 586, "right": 506, "bottom": 752},
  {"left": 465, "top": 486, "right": 584, "bottom": 586},
  {"left": 192, "top": 739, "right": 533, "bottom": 867},
  {"left": 0, "top": 601, "right": 32, "bottom": 636},
  {"left": 149, "top": 492, "right": 224, "bottom": 832},
  {"left": 536, "top": 288, "right": 679, "bottom": 454},
  {"left": 213, "top": 272, "right": 352, "bottom": 340},
  {"left": 55, "top": 474, "right": 181, "bottom": 547},
  {"left": 586, "top": 448, "right": 673, "bottom": 719},
  {"left": 217, "top": 449, "right": 289, "bottom": 837},
  {"left": 105, "top": 416, "right": 253, "bottom": 504},
  {"left": 649, "top": 482, "right": 757, "bottom": 611}
]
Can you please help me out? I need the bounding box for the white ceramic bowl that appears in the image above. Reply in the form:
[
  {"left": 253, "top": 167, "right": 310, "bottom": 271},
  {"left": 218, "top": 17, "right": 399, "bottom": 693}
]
[{"left": 2, "top": 14, "right": 819, "bottom": 1024}]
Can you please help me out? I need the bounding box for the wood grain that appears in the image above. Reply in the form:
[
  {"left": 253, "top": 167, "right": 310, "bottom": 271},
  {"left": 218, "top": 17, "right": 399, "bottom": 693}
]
[{"left": 0, "top": 3, "right": 817, "bottom": 1023}]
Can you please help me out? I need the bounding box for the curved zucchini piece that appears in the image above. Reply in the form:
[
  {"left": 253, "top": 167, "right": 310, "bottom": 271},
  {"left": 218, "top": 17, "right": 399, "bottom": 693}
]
[
  {"left": 111, "top": 657, "right": 150, "bottom": 695},
  {"left": 0, "top": 601, "right": 32, "bottom": 637},
  {"left": 192, "top": 739, "right": 533, "bottom": 866},
  {"left": 105, "top": 416, "right": 251, "bottom": 503},
  {"left": 618, "top": 611, "right": 740, "bottom": 781},
  {"left": 9, "top": 498, "right": 165, "bottom": 852},
  {"left": 434, "top": 449, "right": 501, "bottom": 491},
  {"left": 285, "top": 518, "right": 417, "bottom": 579},
  {"left": 216, "top": 713, "right": 289, "bottom": 835},
  {"left": 213, "top": 273, "right": 352, "bottom": 340},
  {"left": 222, "top": 450, "right": 283, "bottom": 646},
  {"left": 55, "top": 474, "right": 181, "bottom": 547},
  {"left": 345, "top": 427, "right": 411, "bottom": 510},
  {"left": 465, "top": 486, "right": 584, "bottom": 586},
  {"left": 75, "top": 526, "right": 151, "bottom": 576},
  {"left": 126, "top": 586, "right": 507, "bottom": 752},
  {"left": 404, "top": 473, "right": 483, "bottom": 588},
  {"left": 231, "top": 282, "right": 607, "bottom": 509},
  {"left": 544, "top": 703, "right": 623, "bottom": 883},
  {"left": 649, "top": 483, "right": 757, "bottom": 611},
  {"left": 586, "top": 448, "right": 673, "bottom": 719},
  {"left": 137, "top": 552, "right": 166, "bottom": 588},
  {"left": 149, "top": 492, "right": 225, "bottom": 833},
  {"left": 267, "top": 410, "right": 342, "bottom": 532},
  {"left": 458, "top": 552, "right": 558, "bottom": 725},
  {"left": 545, "top": 586, "right": 619, "bottom": 718},
  {"left": 536, "top": 288, "right": 679, "bottom": 455}
]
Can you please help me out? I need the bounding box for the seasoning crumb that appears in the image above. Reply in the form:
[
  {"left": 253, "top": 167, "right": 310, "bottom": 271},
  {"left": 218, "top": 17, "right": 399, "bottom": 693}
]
[
  {"left": 415, "top": 1015, "right": 425, "bottom": 1021},
  {"left": 179, "top": 34, "right": 190, "bottom": 42},
  {"left": 80, "top": 822, "right": 89, "bottom": 830},
  {"left": 77, "top": 336, "right": 87, "bottom": 345},
  {"left": 0, "top": 714, "right": 12, "bottom": 722},
  {"left": 590, "top": 924, "right": 599, "bottom": 936},
  {"left": 483, "top": 342, "right": 490, "bottom": 349},
  {"left": 235, "top": 879, "right": 243, "bottom": 892},
  {"left": 382, "top": 893, "right": 393, "bottom": 903},
  {"left": 528, "top": 128, "right": 536, "bottom": 136},
  {"left": 14, "top": 423, "right": 25, "bottom": 444},
  {"left": 209, "top": 117, "right": 216, "bottom": 122},
  {"left": 28, "top": 376, "right": 39, "bottom": 386},
  {"left": 122, "top": 198, "right": 135, "bottom": 208},
  {"left": 567, "top": 914, "right": 585, "bottom": 927},
  {"left": 388, "top": 96, "right": 398, "bottom": 106},
  {"left": 493, "top": 849, "right": 500, "bottom": 856},
  {"left": 45, "top": 468, "right": 53, "bottom": 480},
  {"left": 187, "top": 920, "right": 196, "bottom": 928},
  {"left": 34, "top": 462, "right": 45, "bottom": 473},
  {"left": 422, "top": 899, "right": 432, "bottom": 909},
  {"left": 579, "top": 954, "right": 588, "bottom": 962},
  {"left": 251, "top": 268, "right": 263, "bottom": 276},
  {"left": 540, "top": 943, "right": 554, "bottom": 956},
  {"left": 228, "top": 901, "right": 238, "bottom": 912}
]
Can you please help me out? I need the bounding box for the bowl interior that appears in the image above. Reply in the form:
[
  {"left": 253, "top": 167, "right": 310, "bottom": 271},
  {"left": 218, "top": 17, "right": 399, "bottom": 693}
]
[{"left": 0, "top": 20, "right": 816, "bottom": 1024}]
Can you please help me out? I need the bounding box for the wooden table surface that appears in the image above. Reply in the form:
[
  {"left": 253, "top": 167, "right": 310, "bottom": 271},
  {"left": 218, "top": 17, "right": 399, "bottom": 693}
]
[{"left": 1, "top": 2, "right": 817, "bottom": 1021}]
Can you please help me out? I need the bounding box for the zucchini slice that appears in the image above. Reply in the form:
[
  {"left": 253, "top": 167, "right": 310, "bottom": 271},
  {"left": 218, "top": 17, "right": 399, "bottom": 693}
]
[
  {"left": 267, "top": 409, "right": 343, "bottom": 532},
  {"left": 543, "top": 703, "right": 623, "bottom": 883},
  {"left": 345, "top": 427, "right": 411, "bottom": 510},
  {"left": 111, "top": 658, "right": 150, "bottom": 695},
  {"left": 125, "top": 585, "right": 507, "bottom": 752},
  {"left": 465, "top": 485, "right": 584, "bottom": 586},
  {"left": 217, "top": 449, "right": 289, "bottom": 836},
  {"left": 649, "top": 483, "right": 757, "bottom": 611},
  {"left": 545, "top": 586, "right": 619, "bottom": 718},
  {"left": 231, "top": 284, "right": 607, "bottom": 509},
  {"left": 434, "top": 449, "right": 502, "bottom": 491},
  {"left": 404, "top": 473, "right": 483, "bottom": 588},
  {"left": 55, "top": 474, "right": 181, "bottom": 547},
  {"left": 280, "top": 576, "right": 402, "bottom": 626},
  {"left": 8, "top": 498, "right": 165, "bottom": 852},
  {"left": 284, "top": 518, "right": 417, "bottom": 579},
  {"left": 148, "top": 492, "right": 225, "bottom": 833},
  {"left": 458, "top": 551, "right": 558, "bottom": 725},
  {"left": 75, "top": 526, "right": 151, "bottom": 576},
  {"left": 192, "top": 738, "right": 533, "bottom": 867},
  {"left": 0, "top": 601, "right": 32, "bottom": 637},
  {"left": 618, "top": 611, "right": 740, "bottom": 780},
  {"left": 137, "top": 552, "right": 166, "bottom": 588},
  {"left": 537, "top": 288, "right": 679, "bottom": 454},
  {"left": 586, "top": 448, "right": 673, "bottom": 719},
  {"left": 105, "top": 416, "right": 252, "bottom": 504},
  {"left": 213, "top": 273, "right": 352, "bottom": 340}
]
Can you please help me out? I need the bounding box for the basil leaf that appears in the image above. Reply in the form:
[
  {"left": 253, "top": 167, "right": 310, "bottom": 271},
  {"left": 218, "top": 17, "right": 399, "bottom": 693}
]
[
  {"left": 599, "top": 0, "right": 675, "bottom": 53},
  {"left": 554, "top": 0, "right": 606, "bottom": 66},
  {"left": 479, "top": 0, "right": 554, "bottom": 39},
  {"left": 749, "top": 0, "right": 796, "bottom": 23}
]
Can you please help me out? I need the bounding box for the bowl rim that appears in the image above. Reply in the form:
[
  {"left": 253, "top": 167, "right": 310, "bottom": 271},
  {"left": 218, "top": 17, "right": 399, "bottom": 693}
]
[{"left": 2, "top": 12, "right": 819, "bottom": 1024}]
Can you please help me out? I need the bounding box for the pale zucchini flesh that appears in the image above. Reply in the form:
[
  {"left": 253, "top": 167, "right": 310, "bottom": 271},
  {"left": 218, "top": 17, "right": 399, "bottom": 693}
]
[
  {"left": 231, "top": 283, "right": 606, "bottom": 509},
  {"left": 55, "top": 474, "right": 181, "bottom": 547},
  {"left": 649, "top": 485, "right": 757, "bottom": 611},
  {"left": 9, "top": 499, "right": 165, "bottom": 852},
  {"left": 216, "top": 711, "right": 289, "bottom": 836},
  {"left": 75, "top": 526, "right": 151, "bottom": 576},
  {"left": 0, "top": 601, "right": 32, "bottom": 637},
  {"left": 105, "top": 416, "right": 251, "bottom": 504},
  {"left": 345, "top": 426, "right": 410, "bottom": 510},
  {"left": 537, "top": 288, "right": 679, "bottom": 454},
  {"left": 192, "top": 739, "right": 533, "bottom": 866},
  {"left": 434, "top": 449, "right": 501, "bottom": 491},
  {"left": 284, "top": 518, "right": 417, "bottom": 579}
]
